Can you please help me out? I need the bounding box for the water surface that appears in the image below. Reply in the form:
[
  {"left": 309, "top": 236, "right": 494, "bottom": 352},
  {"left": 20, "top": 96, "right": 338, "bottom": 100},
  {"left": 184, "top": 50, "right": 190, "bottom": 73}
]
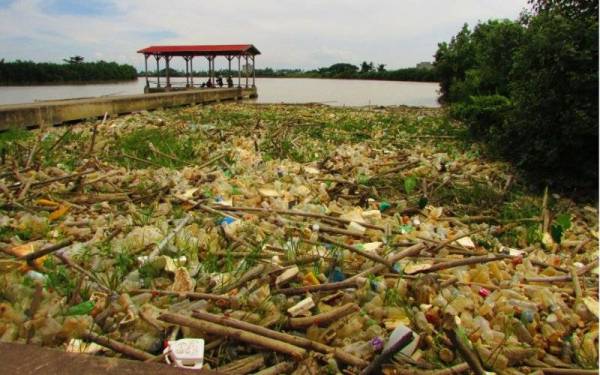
[{"left": 0, "top": 77, "right": 440, "bottom": 107}]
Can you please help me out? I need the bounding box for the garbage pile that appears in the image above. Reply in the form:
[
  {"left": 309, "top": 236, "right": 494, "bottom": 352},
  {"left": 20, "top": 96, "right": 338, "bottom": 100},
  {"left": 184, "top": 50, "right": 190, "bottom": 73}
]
[{"left": 0, "top": 103, "right": 597, "bottom": 374}]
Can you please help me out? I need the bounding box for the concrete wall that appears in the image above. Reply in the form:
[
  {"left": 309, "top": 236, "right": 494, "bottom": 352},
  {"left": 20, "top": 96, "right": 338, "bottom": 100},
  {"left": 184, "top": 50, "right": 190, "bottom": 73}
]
[{"left": 0, "top": 87, "right": 257, "bottom": 131}]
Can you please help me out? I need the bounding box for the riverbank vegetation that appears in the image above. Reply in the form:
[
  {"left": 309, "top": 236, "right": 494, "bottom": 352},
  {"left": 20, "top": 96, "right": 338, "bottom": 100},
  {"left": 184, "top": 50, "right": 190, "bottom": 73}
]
[
  {"left": 0, "top": 60, "right": 138, "bottom": 85},
  {"left": 435, "top": 0, "right": 598, "bottom": 191}
]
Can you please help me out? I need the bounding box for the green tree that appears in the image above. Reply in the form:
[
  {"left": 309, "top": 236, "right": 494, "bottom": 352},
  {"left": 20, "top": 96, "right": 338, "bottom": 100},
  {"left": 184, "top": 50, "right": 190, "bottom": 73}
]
[{"left": 505, "top": 5, "right": 598, "bottom": 184}]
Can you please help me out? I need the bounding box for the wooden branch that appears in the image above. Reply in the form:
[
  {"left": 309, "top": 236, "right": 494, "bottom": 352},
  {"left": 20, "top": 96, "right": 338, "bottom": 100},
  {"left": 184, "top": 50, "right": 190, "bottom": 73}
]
[
  {"left": 211, "top": 204, "right": 386, "bottom": 232},
  {"left": 526, "top": 258, "right": 599, "bottom": 283},
  {"left": 54, "top": 251, "right": 112, "bottom": 294},
  {"left": 394, "top": 363, "right": 470, "bottom": 375},
  {"left": 148, "top": 214, "right": 192, "bottom": 258},
  {"left": 17, "top": 239, "right": 73, "bottom": 262},
  {"left": 216, "top": 263, "right": 265, "bottom": 293},
  {"left": 87, "top": 112, "right": 106, "bottom": 157},
  {"left": 360, "top": 331, "right": 414, "bottom": 375},
  {"left": 254, "top": 361, "right": 294, "bottom": 375},
  {"left": 429, "top": 229, "right": 486, "bottom": 253},
  {"left": 190, "top": 309, "right": 367, "bottom": 368},
  {"left": 446, "top": 328, "right": 485, "bottom": 375},
  {"left": 121, "top": 152, "right": 162, "bottom": 168},
  {"left": 130, "top": 288, "right": 235, "bottom": 304},
  {"left": 159, "top": 312, "right": 306, "bottom": 360},
  {"left": 542, "top": 369, "right": 599, "bottom": 375},
  {"left": 405, "top": 254, "right": 511, "bottom": 275},
  {"left": 348, "top": 242, "right": 426, "bottom": 282},
  {"left": 217, "top": 354, "right": 264, "bottom": 375},
  {"left": 81, "top": 332, "right": 155, "bottom": 361},
  {"left": 288, "top": 303, "right": 359, "bottom": 329},
  {"left": 571, "top": 266, "right": 583, "bottom": 301},
  {"left": 319, "top": 234, "right": 392, "bottom": 268},
  {"left": 25, "top": 141, "right": 39, "bottom": 170},
  {"left": 276, "top": 278, "right": 360, "bottom": 296},
  {"left": 196, "top": 152, "right": 227, "bottom": 169},
  {"left": 9, "top": 169, "right": 95, "bottom": 190},
  {"left": 47, "top": 126, "right": 73, "bottom": 152}
]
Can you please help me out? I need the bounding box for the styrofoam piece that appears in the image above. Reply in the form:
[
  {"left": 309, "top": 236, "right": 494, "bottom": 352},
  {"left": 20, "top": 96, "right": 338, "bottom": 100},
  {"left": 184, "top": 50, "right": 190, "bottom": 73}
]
[{"left": 165, "top": 338, "right": 205, "bottom": 370}]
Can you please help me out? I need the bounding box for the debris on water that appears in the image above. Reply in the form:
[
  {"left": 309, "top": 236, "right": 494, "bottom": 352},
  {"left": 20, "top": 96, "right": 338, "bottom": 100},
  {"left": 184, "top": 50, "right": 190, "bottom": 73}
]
[{"left": 0, "top": 103, "right": 597, "bottom": 373}]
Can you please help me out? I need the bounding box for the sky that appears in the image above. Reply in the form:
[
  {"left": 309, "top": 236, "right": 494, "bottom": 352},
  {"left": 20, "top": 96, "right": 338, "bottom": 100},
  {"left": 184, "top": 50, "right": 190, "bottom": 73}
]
[{"left": 0, "top": 0, "right": 527, "bottom": 71}]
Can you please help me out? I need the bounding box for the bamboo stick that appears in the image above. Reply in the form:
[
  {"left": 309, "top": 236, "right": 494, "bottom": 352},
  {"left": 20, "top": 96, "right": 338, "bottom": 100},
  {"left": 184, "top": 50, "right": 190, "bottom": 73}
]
[
  {"left": 276, "top": 278, "right": 361, "bottom": 296},
  {"left": 446, "top": 328, "right": 485, "bottom": 375},
  {"left": 159, "top": 312, "right": 306, "bottom": 360},
  {"left": 254, "top": 361, "right": 294, "bottom": 375},
  {"left": 319, "top": 234, "right": 392, "bottom": 268},
  {"left": 130, "top": 288, "right": 235, "bottom": 304},
  {"left": 348, "top": 242, "right": 426, "bottom": 282},
  {"left": 360, "top": 331, "right": 414, "bottom": 375},
  {"left": 526, "top": 258, "right": 598, "bottom": 283},
  {"left": 405, "top": 254, "right": 511, "bottom": 275},
  {"left": 211, "top": 204, "right": 386, "bottom": 231},
  {"left": 288, "top": 303, "right": 359, "bottom": 329},
  {"left": 81, "top": 332, "right": 155, "bottom": 361},
  {"left": 190, "top": 309, "right": 368, "bottom": 368},
  {"left": 17, "top": 239, "right": 73, "bottom": 262}
]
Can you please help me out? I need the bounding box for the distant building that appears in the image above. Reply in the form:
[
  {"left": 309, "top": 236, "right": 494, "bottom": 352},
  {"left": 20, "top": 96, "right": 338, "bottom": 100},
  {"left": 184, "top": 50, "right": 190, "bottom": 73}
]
[{"left": 416, "top": 61, "right": 433, "bottom": 70}]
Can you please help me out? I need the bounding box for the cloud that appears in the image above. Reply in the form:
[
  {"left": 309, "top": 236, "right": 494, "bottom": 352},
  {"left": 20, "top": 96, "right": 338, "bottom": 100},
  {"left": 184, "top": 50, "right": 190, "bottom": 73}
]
[
  {"left": 0, "top": 0, "right": 528, "bottom": 69},
  {"left": 41, "top": 0, "right": 117, "bottom": 16}
]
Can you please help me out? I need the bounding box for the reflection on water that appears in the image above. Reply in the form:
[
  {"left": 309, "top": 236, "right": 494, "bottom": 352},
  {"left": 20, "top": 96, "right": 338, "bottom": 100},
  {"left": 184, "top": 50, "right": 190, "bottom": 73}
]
[{"left": 0, "top": 77, "right": 440, "bottom": 107}]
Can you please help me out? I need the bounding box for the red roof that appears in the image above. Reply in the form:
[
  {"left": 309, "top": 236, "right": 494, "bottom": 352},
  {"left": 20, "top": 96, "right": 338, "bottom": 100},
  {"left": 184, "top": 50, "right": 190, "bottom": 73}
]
[{"left": 137, "top": 44, "right": 260, "bottom": 56}]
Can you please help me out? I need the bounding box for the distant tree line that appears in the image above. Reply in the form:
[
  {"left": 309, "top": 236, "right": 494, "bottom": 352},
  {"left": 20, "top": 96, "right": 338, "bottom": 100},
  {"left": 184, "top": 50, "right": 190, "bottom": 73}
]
[
  {"left": 0, "top": 58, "right": 138, "bottom": 85},
  {"left": 138, "top": 64, "right": 438, "bottom": 82},
  {"left": 436, "top": 0, "right": 598, "bottom": 190},
  {"left": 303, "top": 62, "right": 438, "bottom": 82}
]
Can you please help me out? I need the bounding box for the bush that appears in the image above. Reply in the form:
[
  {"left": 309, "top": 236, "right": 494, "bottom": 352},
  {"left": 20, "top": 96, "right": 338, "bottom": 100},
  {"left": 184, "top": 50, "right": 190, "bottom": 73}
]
[
  {"left": 505, "top": 10, "right": 598, "bottom": 185},
  {"left": 434, "top": 1, "right": 598, "bottom": 190},
  {"left": 451, "top": 95, "right": 512, "bottom": 139}
]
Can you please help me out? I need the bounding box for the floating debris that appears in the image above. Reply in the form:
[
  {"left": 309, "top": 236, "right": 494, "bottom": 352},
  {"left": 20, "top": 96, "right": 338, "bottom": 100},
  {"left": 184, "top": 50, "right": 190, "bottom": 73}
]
[{"left": 0, "top": 103, "right": 597, "bottom": 374}]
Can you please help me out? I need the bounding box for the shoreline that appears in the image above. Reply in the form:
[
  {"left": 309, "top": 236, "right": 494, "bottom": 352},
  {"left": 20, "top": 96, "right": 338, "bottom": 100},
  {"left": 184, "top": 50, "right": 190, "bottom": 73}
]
[{"left": 0, "top": 78, "right": 138, "bottom": 87}]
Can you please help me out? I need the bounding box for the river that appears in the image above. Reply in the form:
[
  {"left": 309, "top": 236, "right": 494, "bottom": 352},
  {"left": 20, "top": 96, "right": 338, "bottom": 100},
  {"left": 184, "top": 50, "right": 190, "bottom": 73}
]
[{"left": 0, "top": 77, "right": 440, "bottom": 107}]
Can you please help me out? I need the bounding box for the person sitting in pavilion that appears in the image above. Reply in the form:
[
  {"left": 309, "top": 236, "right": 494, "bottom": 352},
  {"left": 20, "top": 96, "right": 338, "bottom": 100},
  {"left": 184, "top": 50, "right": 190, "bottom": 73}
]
[
  {"left": 216, "top": 75, "right": 224, "bottom": 87},
  {"left": 227, "top": 75, "right": 234, "bottom": 87},
  {"left": 206, "top": 79, "right": 213, "bottom": 88}
]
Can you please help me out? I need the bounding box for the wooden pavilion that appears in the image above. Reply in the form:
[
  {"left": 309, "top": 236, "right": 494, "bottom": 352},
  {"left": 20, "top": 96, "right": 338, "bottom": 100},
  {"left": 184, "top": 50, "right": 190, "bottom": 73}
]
[{"left": 137, "top": 44, "right": 260, "bottom": 93}]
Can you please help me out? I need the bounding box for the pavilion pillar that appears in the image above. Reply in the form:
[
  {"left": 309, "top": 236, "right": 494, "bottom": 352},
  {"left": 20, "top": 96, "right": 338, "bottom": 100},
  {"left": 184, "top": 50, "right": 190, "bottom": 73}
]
[
  {"left": 206, "top": 56, "right": 214, "bottom": 86},
  {"left": 165, "top": 56, "right": 171, "bottom": 88},
  {"left": 227, "top": 56, "right": 232, "bottom": 75},
  {"left": 184, "top": 57, "right": 190, "bottom": 87},
  {"left": 251, "top": 55, "right": 256, "bottom": 87},
  {"left": 155, "top": 55, "right": 161, "bottom": 88},
  {"left": 237, "top": 56, "right": 241, "bottom": 88},
  {"left": 144, "top": 54, "right": 149, "bottom": 88},
  {"left": 244, "top": 55, "right": 249, "bottom": 88},
  {"left": 211, "top": 57, "right": 215, "bottom": 84},
  {"left": 190, "top": 57, "right": 194, "bottom": 87}
]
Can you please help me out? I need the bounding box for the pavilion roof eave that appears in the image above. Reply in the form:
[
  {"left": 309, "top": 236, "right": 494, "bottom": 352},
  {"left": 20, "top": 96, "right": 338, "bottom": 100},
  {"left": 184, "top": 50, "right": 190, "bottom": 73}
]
[{"left": 137, "top": 44, "right": 261, "bottom": 57}]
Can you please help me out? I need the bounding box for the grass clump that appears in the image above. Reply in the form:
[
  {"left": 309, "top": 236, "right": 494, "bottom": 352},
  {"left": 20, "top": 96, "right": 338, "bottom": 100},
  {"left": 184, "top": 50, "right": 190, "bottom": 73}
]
[{"left": 110, "top": 127, "right": 198, "bottom": 168}]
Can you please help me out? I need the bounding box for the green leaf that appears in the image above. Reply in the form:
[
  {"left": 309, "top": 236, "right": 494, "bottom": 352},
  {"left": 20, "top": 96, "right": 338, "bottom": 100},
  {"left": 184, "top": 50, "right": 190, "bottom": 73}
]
[
  {"left": 399, "top": 224, "right": 414, "bottom": 234},
  {"left": 65, "top": 300, "right": 95, "bottom": 316},
  {"left": 418, "top": 196, "right": 429, "bottom": 209},
  {"left": 550, "top": 223, "right": 564, "bottom": 244},
  {"left": 404, "top": 176, "right": 418, "bottom": 194},
  {"left": 356, "top": 173, "right": 370, "bottom": 185},
  {"left": 555, "top": 213, "right": 571, "bottom": 231}
]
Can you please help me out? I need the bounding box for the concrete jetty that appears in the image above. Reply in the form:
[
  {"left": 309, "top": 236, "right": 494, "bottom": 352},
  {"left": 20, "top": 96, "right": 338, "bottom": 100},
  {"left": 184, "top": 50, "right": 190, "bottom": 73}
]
[{"left": 0, "top": 87, "right": 257, "bottom": 131}]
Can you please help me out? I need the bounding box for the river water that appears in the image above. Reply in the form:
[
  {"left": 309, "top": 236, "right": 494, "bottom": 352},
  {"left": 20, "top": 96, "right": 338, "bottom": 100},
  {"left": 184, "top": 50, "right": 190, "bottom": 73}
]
[{"left": 0, "top": 77, "right": 440, "bottom": 107}]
